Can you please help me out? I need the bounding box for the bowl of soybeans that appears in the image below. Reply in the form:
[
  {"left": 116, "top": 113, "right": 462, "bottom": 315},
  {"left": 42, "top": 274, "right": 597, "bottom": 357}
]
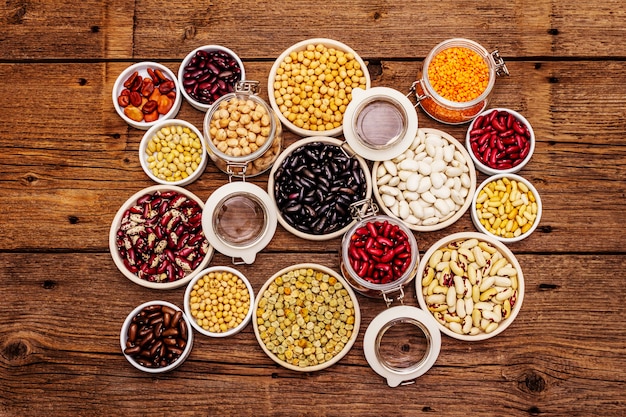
[
  {"left": 268, "top": 38, "right": 371, "bottom": 137},
  {"left": 415, "top": 232, "right": 525, "bottom": 341},
  {"left": 471, "top": 173, "right": 542, "bottom": 243},
  {"left": 139, "top": 119, "right": 207, "bottom": 186}
]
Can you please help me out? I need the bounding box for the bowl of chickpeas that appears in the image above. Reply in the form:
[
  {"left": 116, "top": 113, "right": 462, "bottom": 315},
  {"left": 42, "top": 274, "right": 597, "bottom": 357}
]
[
  {"left": 183, "top": 266, "right": 255, "bottom": 337},
  {"left": 268, "top": 38, "right": 371, "bottom": 137},
  {"left": 253, "top": 263, "right": 361, "bottom": 372},
  {"left": 139, "top": 119, "right": 208, "bottom": 186}
]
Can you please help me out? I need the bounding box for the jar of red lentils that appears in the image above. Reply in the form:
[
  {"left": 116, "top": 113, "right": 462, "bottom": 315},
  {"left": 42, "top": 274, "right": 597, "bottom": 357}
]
[
  {"left": 339, "top": 201, "right": 419, "bottom": 305},
  {"left": 203, "top": 81, "right": 283, "bottom": 177},
  {"left": 410, "top": 38, "right": 509, "bottom": 125}
]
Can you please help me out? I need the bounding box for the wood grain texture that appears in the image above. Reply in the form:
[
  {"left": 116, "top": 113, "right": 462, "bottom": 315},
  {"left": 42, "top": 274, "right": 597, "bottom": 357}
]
[{"left": 1, "top": 0, "right": 626, "bottom": 415}]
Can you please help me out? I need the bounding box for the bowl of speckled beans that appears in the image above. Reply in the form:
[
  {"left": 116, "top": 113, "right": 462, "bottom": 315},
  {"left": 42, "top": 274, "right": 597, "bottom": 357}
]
[
  {"left": 471, "top": 173, "right": 542, "bottom": 243},
  {"left": 268, "top": 38, "right": 371, "bottom": 137},
  {"left": 183, "top": 266, "right": 254, "bottom": 338},
  {"left": 253, "top": 263, "right": 361, "bottom": 372},
  {"left": 139, "top": 119, "right": 208, "bottom": 186}
]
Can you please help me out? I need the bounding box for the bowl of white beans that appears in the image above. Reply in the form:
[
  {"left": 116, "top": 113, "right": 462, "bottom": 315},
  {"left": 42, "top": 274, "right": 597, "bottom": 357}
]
[
  {"left": 253, "top": 263, "right": 361, "bottom": 372},
  {"left": 139, "top": 119, "right": 207, "bottom": 186},
  {"left": 415, "top": 232, "right": 525, "bottom": 341},
  {"left": 372, "top": 128, "right": 476, "bottom": 232},
  {"left": 268, "top": 38, "right": 371, "bottom": 137},
  {"left": 471, "top": 173, "right": 542, "bottom": 243},
  {"left": 183, "top": 266, "right": 255, "bottom": 338}
]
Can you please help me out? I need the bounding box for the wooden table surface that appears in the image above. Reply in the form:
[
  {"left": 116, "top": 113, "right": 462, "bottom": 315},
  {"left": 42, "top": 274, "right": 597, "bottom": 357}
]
[{"left": 2, "top": 1, "right": 625, "bottom": 416}]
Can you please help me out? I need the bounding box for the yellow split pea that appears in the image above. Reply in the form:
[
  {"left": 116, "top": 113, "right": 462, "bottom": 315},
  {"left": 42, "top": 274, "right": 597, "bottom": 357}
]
[
  {"left": 273, "top": 43, "right": 368, "bottom": 131},
  {"left": 189, "top": 271, "right": 250, "bottom": 333},
  {"left": 475, "top": 177, "right": 538, "bottom": 238}
]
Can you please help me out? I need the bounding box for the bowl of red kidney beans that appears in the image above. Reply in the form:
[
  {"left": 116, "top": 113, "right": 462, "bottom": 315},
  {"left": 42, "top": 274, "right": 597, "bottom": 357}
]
[
  {"left": 177, "top": 45, "right": 245, "bottom": 112},
  {"left": 465, "top": 108, "right": 535, "bottom": 175}
]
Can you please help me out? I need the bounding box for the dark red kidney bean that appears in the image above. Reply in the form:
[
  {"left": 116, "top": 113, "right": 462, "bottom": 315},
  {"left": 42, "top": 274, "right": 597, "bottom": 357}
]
[
  {"left": 183, "top": 49, "right": 242, "bottom": 104},
  {"left": 469, "top": 109, "right": 532, "bottom": 169},
  {"left": 273, "top": 142, "right": 367, "bottom": 235},
  {"left": 347, "top": 220, "right": 411, "bottom": 284},
  {"left": 115, "top": 190, "right": 208, "bottom": 283}
]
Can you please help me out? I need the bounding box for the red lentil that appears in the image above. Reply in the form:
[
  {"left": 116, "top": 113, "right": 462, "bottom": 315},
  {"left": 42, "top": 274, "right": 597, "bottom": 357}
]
[{"left": 427, "top": 47, "right": 490, "bottom": 103}]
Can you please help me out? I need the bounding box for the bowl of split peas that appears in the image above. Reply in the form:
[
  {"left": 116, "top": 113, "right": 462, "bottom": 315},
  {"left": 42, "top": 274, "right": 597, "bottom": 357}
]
[
  {"left": 471, "top": 173, "right": 542, "bottom": 243},
  {"left": 183, "top": 266, "right": 255, "bottom": 338},
  {"left": 268, "top": 38, "right": 371, "bottom": 137},
  {"left": 139, "top": 119, "right": 208, "bottom": 186}
]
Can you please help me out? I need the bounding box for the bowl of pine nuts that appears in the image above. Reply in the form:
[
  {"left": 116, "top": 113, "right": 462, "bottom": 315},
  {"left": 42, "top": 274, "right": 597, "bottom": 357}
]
[
  {"left": 268, "top": 38, "right": 371, "bottom": 137},
  {"left": 415, "top": 232, "right": 525, "bottom": 341},
  {"left": 183, "top": 266, "right": 255, "bottom": 338},
  {"left": 139, "top": 119, "right": 207, "bottom": 186},
  {"left": 471, "top": 173, "right": 542, "bottom": 243}
]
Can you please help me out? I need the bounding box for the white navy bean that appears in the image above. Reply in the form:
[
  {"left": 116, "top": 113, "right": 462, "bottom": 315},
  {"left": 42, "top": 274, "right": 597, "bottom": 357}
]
[{"left": 383, "top": 160, "right": 397, "bottom": 176}]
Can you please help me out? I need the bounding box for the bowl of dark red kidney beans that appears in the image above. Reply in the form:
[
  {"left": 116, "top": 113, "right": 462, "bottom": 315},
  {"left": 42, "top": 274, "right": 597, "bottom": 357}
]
[
  {"left": 268, "top": 137, "right": 372, "bottom": 241},
  {"left": 177, "top": 45, "right": 245, "bottom": 112},
  {"left": 465, "top": 108, "right": 535, "bottom": 175},
  {"left": 109, "top": 185, "right": 214, "bottom": 290},
  {"left": 120, "top": 300, "right": 193, "bottom": 373}
]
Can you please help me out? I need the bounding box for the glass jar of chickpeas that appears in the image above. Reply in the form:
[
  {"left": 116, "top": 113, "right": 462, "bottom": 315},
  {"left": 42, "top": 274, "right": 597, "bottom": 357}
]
[
  {"left": 203, "top": 81, "right": 283, "bottom": 177},
  {"left": 409, "top": 38, "right": 509, "bottom": 125}
]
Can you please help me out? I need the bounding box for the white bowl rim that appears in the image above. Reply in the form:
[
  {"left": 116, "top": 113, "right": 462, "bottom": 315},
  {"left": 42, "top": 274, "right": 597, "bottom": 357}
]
[
  {"left": 112, "top": 61, "right": 182, "bottom": 130},
  {"left": 177, "top": 44, "right": 246, "bottom": 112},
  {"left": 372, "top": 127, "right": 477, "bottom": 231},
  {"left": 138, "top": 118, "right": 207, "bottom": 186},
  {"left": 267, "top": 136, "right": 373, "bottom": 241},
  {"left": 120, "top": 300, "right": 194, "bottom": 373},
  {"left": 183, "top": 265, "right": 255, "bottom": 338},
  {"left": 252, "top": 262, "right": 361, "bottom": 371},
  {"left": 465, "top": 107, "right": 535, "bottom": 175},
  {"left": 471, "top": 172, "right": 542, "bottom": 243},
  {"left": 267, "top": 38, "right": 371, "bottom": 137},
  {"left": 415, "top": 231, "right": 525, "bottom": 341},
  {"left": 109, "top": 184, "right": 214, "bottom": 289}
]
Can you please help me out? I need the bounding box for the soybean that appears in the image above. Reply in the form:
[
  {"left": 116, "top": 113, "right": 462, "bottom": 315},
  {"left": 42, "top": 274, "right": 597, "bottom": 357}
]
[{"left": 145, "top": 124, "right": 203, "bottom": 182}]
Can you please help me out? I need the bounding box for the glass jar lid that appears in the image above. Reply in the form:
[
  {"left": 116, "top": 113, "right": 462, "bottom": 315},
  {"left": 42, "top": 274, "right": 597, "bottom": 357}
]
[
  {"left": 343, "top": 87, "right": 418, "bottom": 161},
  {"left": 202, "top": 181, "right": 277, "bottom": 264}
]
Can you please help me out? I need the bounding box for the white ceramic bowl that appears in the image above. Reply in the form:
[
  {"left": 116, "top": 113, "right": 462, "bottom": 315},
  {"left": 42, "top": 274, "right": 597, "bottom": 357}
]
[
  {"left": 139, "top": 119, "right": 207, "bottom": 186},
  {"left": 372, "top": 128, "right": 476, "bottom": 232},
  {"left": 253, "top": 263, "right": 361, "bottom": 372},
  {"left": 466, "top": 108, "right": 535, "bottom": 175},
  {"left": 471, "top": 173, "right": 542, "bottom": 243},
  {"left": 267, "top": 137, "right": 372, "bottom": 241},
  {"left": 109, "top": 185, "right": 213, "bottom": 290},
  {"left": 112, "top": 61, "right": 182, "bottom": 130},
  {"left": 120, "top": 300, "right": 193, "bottom": 373},
  {"left": 178, "top": 45, "right": 245, "bottom": 112},
  {"left": 268, "top": 38, "right": 371, "bottom": 137},
  {"left": 183, "top": 266, "right": 255, "bottom": 338},
  {"left": 415, "top": 232, "right": 525, "bottom": 341}
]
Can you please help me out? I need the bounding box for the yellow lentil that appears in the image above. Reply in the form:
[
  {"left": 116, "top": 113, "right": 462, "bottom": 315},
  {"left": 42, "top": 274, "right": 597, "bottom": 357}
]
[
  {"left": 145, "top": 124, "right": 202, "bottom": 182},
  {"left": 273, "top": 43, "right": 367, "bottom": 131},
  {"left": 189, "top": 271, "right": 250, "bottom": 334},
  {"left": 475, "top": 178, "right": 538, "bottom": 239},
  {"left": 256, "top": 267, "right": 356, "bottom": 368},
  {"left": 427, "top": 46, "right": 490, "bottom": 103}
]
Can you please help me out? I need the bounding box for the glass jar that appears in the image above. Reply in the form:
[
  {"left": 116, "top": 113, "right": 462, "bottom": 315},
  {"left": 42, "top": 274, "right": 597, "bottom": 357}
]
[
  {"left": 339, "top": 203, "right": 420, "bottom": 306},
  {"left": 203, "top": 81, "right": 283, "bottom": 177},
  {"left": 410, "top": 38, "right": 509, "bottom": 125}
]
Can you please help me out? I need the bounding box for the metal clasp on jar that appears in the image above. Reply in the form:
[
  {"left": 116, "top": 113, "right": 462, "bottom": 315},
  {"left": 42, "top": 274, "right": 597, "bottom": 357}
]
[
  {"left": 490, "top": 50, "right": 509, "bottom": 77},
  {"left": 382, "top": 286, "right": 405, "bottom": 308},
  {"left": 226, "top": 162, "right": 248, "bottom": 182},
  {"left": 349, "top": 199, "right": 379, "bottom": 221},
  {"left": 234, "top": 80, "right": 260, "bottom": 95}
]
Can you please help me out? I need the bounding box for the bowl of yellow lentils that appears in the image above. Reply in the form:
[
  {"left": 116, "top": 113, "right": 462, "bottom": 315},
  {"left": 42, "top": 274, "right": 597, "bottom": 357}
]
[
  {"left": 268, "top": 38, "right": 371, "bottom": 137},
  {"left": 183, "top": 266, "right": 254, "bottom": 338},
  {"left": 139, "top": 119, "right": 207, "bottom": 186},
  {"left": 253, "top": 263, "right": 361, "bottom": 372}
]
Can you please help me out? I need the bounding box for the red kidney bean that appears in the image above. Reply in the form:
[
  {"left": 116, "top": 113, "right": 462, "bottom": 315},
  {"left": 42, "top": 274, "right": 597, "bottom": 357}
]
[
  {"left": 115, "top": 190, "right": 208, "bottom": 283},
  {"left": 347, "top": 220, "right": 411, "bottom": 285},
  {"left": 117, "top": 66, "right": 177, "bottom": 123},
  {"left": 182, "top": 49, "right": 242, "bottom": 105},
  {"left": 273, "top": 142, "right": 367, "bottom": 235},
  {"left": 124, "top": 304, "right": 188, "bottom": 369},
  {"left": 468, "top": 109, "right": 532, "bottom": 169}
]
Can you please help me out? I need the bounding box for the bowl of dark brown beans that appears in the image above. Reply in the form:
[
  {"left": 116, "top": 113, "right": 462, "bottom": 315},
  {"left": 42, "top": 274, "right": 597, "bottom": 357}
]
[
  {"left": 120, "top": 301, "right": 193, "bottom": 373},
  {"left": 268, "top": 137, "right": 372, "bottom": 240}
]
